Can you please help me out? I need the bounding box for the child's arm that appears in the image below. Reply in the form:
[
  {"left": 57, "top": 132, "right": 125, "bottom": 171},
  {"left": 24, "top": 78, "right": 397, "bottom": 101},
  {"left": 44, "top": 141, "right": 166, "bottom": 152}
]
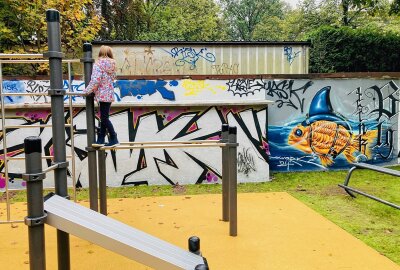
[{"left": 84, "top": 64, "right": 101, "bottom": 95}]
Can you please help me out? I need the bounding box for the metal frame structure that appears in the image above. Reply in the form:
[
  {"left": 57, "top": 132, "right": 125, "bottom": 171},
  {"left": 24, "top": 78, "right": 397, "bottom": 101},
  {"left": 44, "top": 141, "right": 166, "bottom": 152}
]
[
  {"left": 0, "top": 57, "right": 85, "bottom": 224},
  {"left": 95, "top": 124, "right": 239, "bottom": 237},
  {"left": 338, "top": 162, "right": 400, "bottom": 209}
]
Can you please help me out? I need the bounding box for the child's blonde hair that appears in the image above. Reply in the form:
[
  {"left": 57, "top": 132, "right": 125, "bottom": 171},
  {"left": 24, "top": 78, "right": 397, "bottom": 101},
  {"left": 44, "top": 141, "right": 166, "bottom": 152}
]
[{"left": 98, "top": 45, "right": 114, "bottom": 59}]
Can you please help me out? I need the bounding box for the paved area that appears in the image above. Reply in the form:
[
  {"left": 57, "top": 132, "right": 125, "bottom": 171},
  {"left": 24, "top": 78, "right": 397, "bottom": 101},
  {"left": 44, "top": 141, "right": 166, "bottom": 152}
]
[{"left": 1, "top": 192, "right": 399, "bottom": 270}]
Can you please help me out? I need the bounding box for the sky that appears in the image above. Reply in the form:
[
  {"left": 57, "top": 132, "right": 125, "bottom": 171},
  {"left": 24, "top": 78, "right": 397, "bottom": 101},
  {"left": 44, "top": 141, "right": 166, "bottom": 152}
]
[{"left": 284, "top": 0, "right": 300, "bottom": 8}]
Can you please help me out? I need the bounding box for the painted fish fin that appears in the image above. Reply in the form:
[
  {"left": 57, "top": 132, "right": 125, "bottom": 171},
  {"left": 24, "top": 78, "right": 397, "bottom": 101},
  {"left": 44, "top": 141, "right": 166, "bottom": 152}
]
[
  {"left": 319, "top": 155, "right": 333, "bottom": 166},
  {"left": 343, "top": 144, "right": 357, "bottom": 163}
]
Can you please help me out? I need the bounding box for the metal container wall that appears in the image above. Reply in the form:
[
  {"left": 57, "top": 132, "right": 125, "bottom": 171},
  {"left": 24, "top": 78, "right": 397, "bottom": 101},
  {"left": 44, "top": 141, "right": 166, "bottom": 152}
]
[{"left": 92, "top": 41, "right": 309, "bottom": 76}]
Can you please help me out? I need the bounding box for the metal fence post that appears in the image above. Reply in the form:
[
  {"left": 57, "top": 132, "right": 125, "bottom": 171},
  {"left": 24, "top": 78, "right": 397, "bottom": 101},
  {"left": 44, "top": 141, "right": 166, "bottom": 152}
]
[
  {"left": 24, "top": 136, "right": 47, "bottom": 270},
  {"left": 45, "top": 9, "right": 70, "bottom": 270},
  {"left": 98, "top": 149, "right": 107, "bottom": 215},
  {"left": 228, "top": 126, "right": 238, "bottom": 237},
  {"left": 81, "top": 43, "right": 98, "bottom": 211},
  {"left": 221, "top": 124, "right": 229, "bottom": 222}
]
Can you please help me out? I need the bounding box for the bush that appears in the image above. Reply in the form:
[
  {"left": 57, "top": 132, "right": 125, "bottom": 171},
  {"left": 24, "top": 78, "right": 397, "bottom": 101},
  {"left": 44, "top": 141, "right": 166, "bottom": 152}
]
[{"left": 308, "top": 26, "right": 400, "bottom": 73}]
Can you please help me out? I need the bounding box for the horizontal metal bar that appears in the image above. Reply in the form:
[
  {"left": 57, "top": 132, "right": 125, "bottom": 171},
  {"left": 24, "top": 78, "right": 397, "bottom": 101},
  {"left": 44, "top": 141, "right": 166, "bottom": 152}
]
[
  {"left": 43, "top": 164, "right": 60, "bottom": 173},
  {"left": 0, "top": 220, "right": 25, "bottom": 225},
  {"left": 120, "top": 140, "right": 220, "bottom": 145},
  {"left": 4, "top": 124, "right": 71, "bottom": 129},
  {"left": 65, "top": 92, "right": 86, "bottom": 96},
  {"left": 0, "top": 59, "right": 80, "bottom": 64},
  {"left": 0, "top": 54, "right": 43, "bottom": 59},
  {"left": 7, "top": 155, "right": 73, "bottom": 160},
  {"left": 1, "top": 93, "right": 48, "bottom": 96},
  {"left": 338, "top": 184, "right": 400, "bottom": 210},
  {"left": 352, "top": 162, "right": 400, "bottom": 177},
  {"left": 99, "top": 142, "right": 228, "bottom": 150}
]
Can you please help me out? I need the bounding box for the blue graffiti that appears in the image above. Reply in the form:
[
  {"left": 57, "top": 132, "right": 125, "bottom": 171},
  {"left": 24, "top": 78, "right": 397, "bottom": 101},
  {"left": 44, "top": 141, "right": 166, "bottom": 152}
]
[
  {"left": 115, "top": 80, "right": 176, "bottom": 101},
  {"left": 2, "top": 81, "right": 24, "bottom": 103},
  {"left": 162, "top": 47, "right": 216, "bottom": 70},
  {"left": 283, "top": 46, "right": 301, "bottom": 65}
]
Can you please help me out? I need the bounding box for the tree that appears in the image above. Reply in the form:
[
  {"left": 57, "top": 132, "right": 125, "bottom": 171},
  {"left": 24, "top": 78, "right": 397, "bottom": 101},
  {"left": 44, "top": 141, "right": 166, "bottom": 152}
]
[
  {"left": 0, "top": 0, "right": 102, "bottom": 74},
  {"left": 220, "top": 0, "right": 285, "bottom": 41}
]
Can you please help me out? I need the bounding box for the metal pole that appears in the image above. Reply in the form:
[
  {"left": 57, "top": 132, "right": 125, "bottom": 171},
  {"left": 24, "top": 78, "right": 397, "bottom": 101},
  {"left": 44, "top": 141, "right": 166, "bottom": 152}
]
[
  {"left": 98, "top": 150, "right": 107, "bottom": 215},
  {"left": 81, "top": 43, "right": 98, "bottom": 211},
  {"left": 0, "top": 63, "right": 11, "bottom": 222},
  {"left": 67, "top": 62, "right": 77, "bottom": 202},
  {"left": 228, "top": 126, "right": 237, "bottom": 237},
  {"left": 45, "top": 9, "right": 70, "bottom": 270},
  {"left": 221, "top": 124, "right": 229, "bottom": 222},
  {"left": 24, "top": 136, "right": 46, "bottom": 270}
]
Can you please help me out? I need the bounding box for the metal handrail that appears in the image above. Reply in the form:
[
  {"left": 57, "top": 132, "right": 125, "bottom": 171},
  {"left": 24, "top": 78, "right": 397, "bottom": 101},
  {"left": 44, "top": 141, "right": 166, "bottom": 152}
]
[
  {"left": 0, "top": 59, "right": 80, "bottom": 64},
  {"left": 0, "top": 54, "right": 43, "bottom": 59},
  {"left": 98, "top": 142, "right": 229, "bottom": 151},
  {"left": 119, "top": 140, "right": 220, "bottom": 145}
]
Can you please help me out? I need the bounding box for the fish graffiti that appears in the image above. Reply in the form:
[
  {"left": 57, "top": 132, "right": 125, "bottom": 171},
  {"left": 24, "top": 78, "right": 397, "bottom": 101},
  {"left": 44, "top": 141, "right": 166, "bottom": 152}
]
[{"left": 287, "top": 86, "right": 378, "bottom": 166}]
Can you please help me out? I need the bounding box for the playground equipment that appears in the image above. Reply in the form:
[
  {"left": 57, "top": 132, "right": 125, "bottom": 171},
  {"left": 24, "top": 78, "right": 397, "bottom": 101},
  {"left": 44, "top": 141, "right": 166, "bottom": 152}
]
[
  {"left": 95, "top": 124, "right": 239, "bottom": 237},
  {"left": 339, "top": 162, "right": 400, "bottom": 209},
  {"left": 24, "top": 136, "right": 209, "bottom": 270}
]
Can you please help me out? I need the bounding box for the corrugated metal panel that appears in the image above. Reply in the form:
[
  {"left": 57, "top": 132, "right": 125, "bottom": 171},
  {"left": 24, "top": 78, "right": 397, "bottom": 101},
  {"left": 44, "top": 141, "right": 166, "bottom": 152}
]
[{"left": 93, "top": 43, "right": 309, "bottom": 75}]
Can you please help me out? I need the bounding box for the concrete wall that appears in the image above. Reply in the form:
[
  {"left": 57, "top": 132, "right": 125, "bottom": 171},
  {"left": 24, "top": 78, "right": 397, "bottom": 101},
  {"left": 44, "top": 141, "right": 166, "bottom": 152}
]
[{"left": 1, "top": 75, "right": 400, "bottom": 190}]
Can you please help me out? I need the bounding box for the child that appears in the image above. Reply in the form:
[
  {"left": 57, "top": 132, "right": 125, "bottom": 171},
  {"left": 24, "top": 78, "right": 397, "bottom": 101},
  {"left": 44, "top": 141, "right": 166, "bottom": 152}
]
[{"left": 84, "top": 45, "right": 119, "bottom": 146}]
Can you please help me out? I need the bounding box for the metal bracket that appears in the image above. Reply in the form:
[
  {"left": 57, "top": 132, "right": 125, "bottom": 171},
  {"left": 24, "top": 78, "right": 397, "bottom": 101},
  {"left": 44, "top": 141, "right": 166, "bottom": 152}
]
[
  {"left": 52, "top": 161, "right": 69, "bottom": 169},
  {"left": 80, "top": 57, "right": 95, "bottom": 63},
  {"left": 43, "top": 51, "right": 64, "bottom": 59},
  {"left": 85, "top": 146, "right": 97, "bottom": 152},
  {"left": 48, "top": 89, "right": 66, "bottom": 96},
  {"left": 24, "top": 213, "right": 47, "bottom": 227},
  {"left": 22, "top": 172, "right": 46, "bottom": 182}
]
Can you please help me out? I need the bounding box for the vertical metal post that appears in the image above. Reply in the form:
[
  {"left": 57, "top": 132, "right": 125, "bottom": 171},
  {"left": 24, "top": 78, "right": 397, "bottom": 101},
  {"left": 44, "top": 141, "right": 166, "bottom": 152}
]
[
  {"left": 24, "top": 136, "right": 46, "bottom": 270},
  {"left": 67, "top": 63, "right": 77, "bottom": 202},
  {"left": 81, "top": 43, "right": 98, "bottom": 211},
  {"left": 98, "top": 149, "right": 107, "bottom": 215},
  {"left": 45, "top": 9, "right": 70, "bottom": 270},
  {"left": 221, "top": 124, "right": 229, "bottom": 222},
  {"left": 228, "top": 126, "right": 237, "bottom": 237},
  {"left": 0, "top": 63, "right": 11, "bottom": 222}
]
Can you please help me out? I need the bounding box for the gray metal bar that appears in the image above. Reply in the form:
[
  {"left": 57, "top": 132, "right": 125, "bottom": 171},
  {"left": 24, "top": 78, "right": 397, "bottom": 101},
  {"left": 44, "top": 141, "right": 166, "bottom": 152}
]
[
  {"left": 0, "top": 54, "right": 43, "bottom": 59},
  {"left": 45, "top": 9, "right": 70, "bottom": 270},
  {"left": 228, "top": 126, "right": 238, "bottom": 236},
  {"left": 0, "top": 62, "right": 11, "bottom": 222},
  {"left": 67, "top": 62, "right": 77, "bottom": 202},
  {"left": 82, "top": 42, "right": 98, "bottom": 211},
  {"left": 0, "top": 59, "right": 80, "bottom": 64},
  {"left": 1, "top": 93, "right": 48, "bottom": 96},
  {"left": 353, "top": 162, "right": 400, "bottom": 177},
  {"left": 65, "top": 92, "right": 86, "bottom": 96},
  {"left": 98, "top": 150, "right": 107, "bottom": 215},
  {"left": 98, "top": 143, "right": 228, "bottom": 151},
  {"left": 24, "top": 136, "right": 46, "bottom": 270},
  {"left": 5, "top": 124, "right": 71, "bottom": 129},
  {"left": 221, "top": 124, "right": 229, "bottom": 222},
  {"left": 342, "top": 166, "right": 357, "bottom": 198},
  {"left": 120, "top": 140, "right": 220, "bottom": 145},
  {"left": 7, "top": 155, "right": 73, "bottom": 160},
  {"left": 338, "top": 184, "right": 400, "bottom": 210}
]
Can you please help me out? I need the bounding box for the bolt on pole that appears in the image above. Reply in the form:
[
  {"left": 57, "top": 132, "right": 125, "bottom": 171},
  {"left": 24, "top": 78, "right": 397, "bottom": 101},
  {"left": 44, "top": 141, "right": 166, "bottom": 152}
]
[
  {"left": 24, "top": 136, "right": 47, "bottom": 270},
  {"left": 81, "top": 43, "right": 99, "bottom": 211},
  {"left": 45, "top": 9, "right": 70, "bottom": 270}
]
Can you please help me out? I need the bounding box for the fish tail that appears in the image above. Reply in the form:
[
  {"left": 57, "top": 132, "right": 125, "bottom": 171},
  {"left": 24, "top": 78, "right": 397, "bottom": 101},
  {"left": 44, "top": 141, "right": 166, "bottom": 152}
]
[
  {"left": 319, "top": 155, "right": 333, "bottom": 166},
  {"left": 347, "top": 130, "right": 378, "bottom": 160}
]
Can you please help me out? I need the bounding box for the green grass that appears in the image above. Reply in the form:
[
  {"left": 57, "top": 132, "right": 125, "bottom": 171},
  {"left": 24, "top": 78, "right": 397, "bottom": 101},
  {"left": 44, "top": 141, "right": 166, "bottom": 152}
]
[{"left": 2, "top": 168, "right": 400, "bottom": 265}]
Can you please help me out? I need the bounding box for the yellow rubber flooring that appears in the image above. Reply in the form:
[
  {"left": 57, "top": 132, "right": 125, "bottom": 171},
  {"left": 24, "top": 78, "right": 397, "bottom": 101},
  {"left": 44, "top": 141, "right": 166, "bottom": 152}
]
[{"left": 0, "top": 192, "right": 399, "bottom": 270}]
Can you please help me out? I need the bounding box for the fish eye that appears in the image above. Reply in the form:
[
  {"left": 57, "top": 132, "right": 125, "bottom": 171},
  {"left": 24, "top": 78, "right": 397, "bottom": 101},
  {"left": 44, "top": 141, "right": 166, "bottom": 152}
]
[{"left": 294, "top": 129, "right": 303, "bottom": 137}]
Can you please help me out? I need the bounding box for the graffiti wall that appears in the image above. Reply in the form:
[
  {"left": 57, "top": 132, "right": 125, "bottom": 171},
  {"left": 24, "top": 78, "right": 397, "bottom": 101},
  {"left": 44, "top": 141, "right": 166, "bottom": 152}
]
[
  {"left": 92, "top": 42, "right": 309, "bottom": 75},
  {"left": 265, "top": 78, "right": 400, "bottom": 171},
  {"left": 2, "top": 76, "right": 400, "bottom": 190}
]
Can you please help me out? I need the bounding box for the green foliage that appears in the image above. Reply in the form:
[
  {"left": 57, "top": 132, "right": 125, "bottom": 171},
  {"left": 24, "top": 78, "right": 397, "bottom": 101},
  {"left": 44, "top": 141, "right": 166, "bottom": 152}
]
[
  {"left": 308, "top": 25, "right": 400, "bottom": 72},
  {"left": 0, "top": 0, "right": 102, "bottom": 75}
]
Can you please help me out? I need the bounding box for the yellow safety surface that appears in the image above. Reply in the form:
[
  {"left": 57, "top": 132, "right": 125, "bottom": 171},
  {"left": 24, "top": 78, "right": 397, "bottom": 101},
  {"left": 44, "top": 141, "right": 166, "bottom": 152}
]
[{"left": 0, "top": 192, "right": 399, "bottom": 270}]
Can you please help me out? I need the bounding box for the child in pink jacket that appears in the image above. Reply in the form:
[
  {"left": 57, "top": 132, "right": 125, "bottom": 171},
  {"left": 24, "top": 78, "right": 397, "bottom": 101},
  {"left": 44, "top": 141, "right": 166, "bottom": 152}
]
[{"left": 85, "top": 45, "right": 119, "bottom": 146}]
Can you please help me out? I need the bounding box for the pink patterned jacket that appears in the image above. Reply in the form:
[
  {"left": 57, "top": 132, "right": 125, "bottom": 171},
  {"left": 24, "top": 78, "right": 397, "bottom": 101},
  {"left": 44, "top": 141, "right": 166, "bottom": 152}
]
[{"left": 84, "top": 58, "right": 116, "bottom": 102}]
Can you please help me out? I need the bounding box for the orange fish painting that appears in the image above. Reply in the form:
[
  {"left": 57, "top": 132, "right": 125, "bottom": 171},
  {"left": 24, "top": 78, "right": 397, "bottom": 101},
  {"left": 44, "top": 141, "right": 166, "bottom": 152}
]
[{"left": 288, "top": 87, "right": 377, "bottom": 166}]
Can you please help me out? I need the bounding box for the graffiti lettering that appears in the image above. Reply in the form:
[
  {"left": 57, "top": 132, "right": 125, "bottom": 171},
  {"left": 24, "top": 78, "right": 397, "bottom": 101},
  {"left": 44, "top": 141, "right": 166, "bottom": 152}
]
[
  {"left": 115, "top": 80, "right": 177, "bottom": 101},
  {"left": 212, "top": 63, "right": 239, "bottom": 75},
  {"left": 283, "top": 46, "right": 301, "bottom": 65},
  {"left": 26, "top": 80, "right": 50, "bottom": 102},
  {"left": 163, "top": 47, "right": 216, "bottom": 70},
  {"left": 238, "top": 148, "right": 256, "bottom": 176}
]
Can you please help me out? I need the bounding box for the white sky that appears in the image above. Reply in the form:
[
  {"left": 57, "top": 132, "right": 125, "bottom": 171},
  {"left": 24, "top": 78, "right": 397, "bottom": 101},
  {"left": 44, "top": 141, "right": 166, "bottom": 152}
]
[{"left": 283, "top": 0, "right": 300, "bottom": 7}]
